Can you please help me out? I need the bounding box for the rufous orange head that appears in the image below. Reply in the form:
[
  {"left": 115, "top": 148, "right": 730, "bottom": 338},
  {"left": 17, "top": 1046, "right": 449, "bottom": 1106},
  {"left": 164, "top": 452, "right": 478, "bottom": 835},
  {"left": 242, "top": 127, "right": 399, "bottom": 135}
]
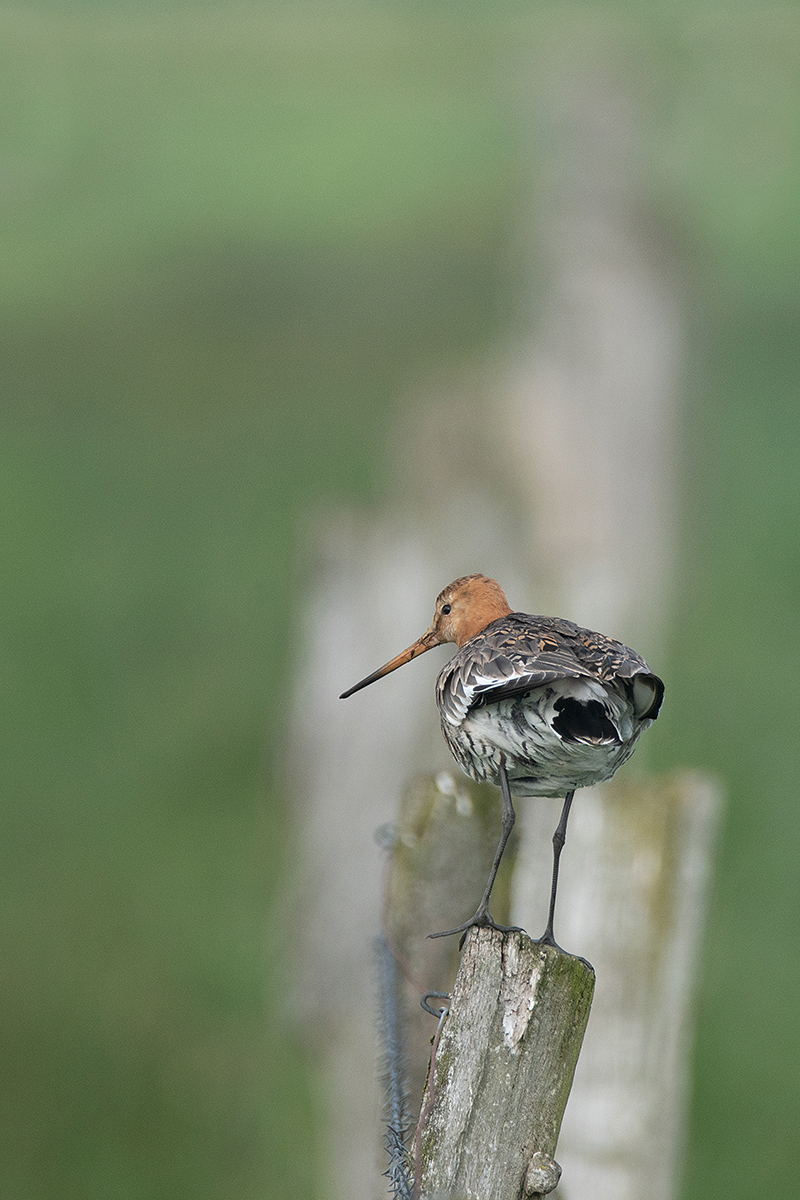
[{"left": 339, "top": 574, "right": 512, "bottom": 699}]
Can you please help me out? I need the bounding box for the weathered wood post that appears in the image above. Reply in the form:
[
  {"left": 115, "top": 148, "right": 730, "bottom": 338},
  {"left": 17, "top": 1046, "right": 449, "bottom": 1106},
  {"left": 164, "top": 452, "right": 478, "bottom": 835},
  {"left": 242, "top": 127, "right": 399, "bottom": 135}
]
[
  {"left": 417, "top": 928, "right": 594, "bottom": 1199},
  {"left": 380, "top": 773, "right": 595, "bottom": 1199},
  {"left": 378, "top": 769, "right": 719, "bottom": 1199}
]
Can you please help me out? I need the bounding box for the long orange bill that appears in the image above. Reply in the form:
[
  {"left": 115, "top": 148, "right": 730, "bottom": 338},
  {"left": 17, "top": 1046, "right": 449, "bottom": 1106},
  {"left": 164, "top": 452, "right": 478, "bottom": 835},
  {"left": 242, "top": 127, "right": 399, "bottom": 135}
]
[{"left": 339, "top": 631, "right": 440, "bottom": 699}]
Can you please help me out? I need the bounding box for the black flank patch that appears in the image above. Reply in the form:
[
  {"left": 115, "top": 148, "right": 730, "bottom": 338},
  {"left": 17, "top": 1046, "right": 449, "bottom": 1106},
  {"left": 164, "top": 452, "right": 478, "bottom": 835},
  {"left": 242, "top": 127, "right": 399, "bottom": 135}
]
[{"left": 552, "top": 697, "right": 620, "bottom": 745}]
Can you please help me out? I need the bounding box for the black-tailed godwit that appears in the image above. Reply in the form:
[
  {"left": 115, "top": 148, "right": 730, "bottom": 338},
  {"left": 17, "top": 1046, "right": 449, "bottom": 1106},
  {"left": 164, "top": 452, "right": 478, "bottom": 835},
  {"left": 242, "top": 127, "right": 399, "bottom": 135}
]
[{"left": 340, "top": 574, "right": 663, "bottom": 947}]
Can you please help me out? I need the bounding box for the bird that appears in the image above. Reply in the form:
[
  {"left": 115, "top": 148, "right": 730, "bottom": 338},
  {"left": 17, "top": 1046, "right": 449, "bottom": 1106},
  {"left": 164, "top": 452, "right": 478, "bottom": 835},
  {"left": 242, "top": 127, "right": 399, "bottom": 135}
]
[{"left": 340, "top": 574, "right": 664, "bottom": 948}]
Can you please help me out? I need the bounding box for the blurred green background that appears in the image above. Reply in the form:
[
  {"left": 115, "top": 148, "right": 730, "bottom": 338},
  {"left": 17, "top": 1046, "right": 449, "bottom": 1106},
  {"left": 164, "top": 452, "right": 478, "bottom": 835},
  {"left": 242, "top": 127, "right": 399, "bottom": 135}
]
[{"left": 2, "top": 3, "right": 799, "bottom": 1198}]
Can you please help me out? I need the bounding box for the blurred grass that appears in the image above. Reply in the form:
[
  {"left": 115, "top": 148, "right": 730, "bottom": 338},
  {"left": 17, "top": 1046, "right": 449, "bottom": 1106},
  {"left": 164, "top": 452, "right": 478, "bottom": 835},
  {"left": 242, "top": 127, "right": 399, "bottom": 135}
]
[
  {"left": 1, "top": 3, "right": 799, "bottom": 1199},
  {"left": 657, "top": 297, "right": 800, "bottom": 1198}
]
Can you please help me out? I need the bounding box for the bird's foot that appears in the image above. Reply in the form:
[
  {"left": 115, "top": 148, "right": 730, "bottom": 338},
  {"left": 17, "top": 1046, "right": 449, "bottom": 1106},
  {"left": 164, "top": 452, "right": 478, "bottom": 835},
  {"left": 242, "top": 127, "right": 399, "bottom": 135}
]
[
  {"left": 428, "top": 905, "right": 524, "bottom": 951},
  {"left": 534, "top": 927, "right": 566, "bottom": 953},
  {"left": 534, "top": 927, "right": 591, "bottom": 966}
]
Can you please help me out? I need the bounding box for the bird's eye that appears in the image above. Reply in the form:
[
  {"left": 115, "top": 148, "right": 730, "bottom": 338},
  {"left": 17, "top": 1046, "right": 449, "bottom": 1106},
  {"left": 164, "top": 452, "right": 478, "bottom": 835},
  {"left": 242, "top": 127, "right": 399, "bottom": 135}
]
[{"left": 441, "top": 604, "right": 452, "bottom": 615}]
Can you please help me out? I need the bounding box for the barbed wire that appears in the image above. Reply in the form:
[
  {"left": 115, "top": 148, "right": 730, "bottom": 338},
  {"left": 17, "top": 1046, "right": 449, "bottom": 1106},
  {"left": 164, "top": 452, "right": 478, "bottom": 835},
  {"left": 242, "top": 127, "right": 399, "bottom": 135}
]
[{"left": 375, "top": 931, "right": 414, "bottom": 1199}]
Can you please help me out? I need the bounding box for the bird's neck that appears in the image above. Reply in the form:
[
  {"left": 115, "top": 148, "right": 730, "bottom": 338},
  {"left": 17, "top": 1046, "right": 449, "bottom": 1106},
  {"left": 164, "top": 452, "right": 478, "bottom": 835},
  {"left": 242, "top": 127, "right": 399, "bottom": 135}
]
[{"left": 455, "top": 595, "right": 512, "bottom": 647}]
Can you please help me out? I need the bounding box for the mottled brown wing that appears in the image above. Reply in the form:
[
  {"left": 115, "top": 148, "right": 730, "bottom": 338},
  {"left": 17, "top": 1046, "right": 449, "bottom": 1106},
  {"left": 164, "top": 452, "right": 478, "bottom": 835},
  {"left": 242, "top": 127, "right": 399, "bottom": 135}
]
[
  {"left": 436, "top": 612, "right": 662, "bottom": 727},
  {"left": 436, "top": 645, "right": 593, "bottom": 726}
]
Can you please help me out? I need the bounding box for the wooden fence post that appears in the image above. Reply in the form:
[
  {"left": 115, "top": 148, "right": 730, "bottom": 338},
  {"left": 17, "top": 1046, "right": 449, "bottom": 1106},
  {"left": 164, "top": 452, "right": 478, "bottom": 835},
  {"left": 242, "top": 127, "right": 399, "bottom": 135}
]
[{"left": 417, "top": 927, "right": 594, "bottom": 1199}]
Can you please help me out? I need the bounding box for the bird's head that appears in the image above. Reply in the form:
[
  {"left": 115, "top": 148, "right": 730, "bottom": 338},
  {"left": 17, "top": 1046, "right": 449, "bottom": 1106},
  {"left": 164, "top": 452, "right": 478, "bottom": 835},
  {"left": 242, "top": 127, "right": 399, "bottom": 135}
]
[{"left": 339, "top": 574, "right": 512, "bottom": 699}]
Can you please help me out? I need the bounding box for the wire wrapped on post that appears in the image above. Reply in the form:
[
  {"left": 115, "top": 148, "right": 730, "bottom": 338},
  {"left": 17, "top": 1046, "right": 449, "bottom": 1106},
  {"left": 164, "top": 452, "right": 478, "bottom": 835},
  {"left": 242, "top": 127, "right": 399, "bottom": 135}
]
[{"left": 375, "top": 932, "right": 413, "bottom": 1199}]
